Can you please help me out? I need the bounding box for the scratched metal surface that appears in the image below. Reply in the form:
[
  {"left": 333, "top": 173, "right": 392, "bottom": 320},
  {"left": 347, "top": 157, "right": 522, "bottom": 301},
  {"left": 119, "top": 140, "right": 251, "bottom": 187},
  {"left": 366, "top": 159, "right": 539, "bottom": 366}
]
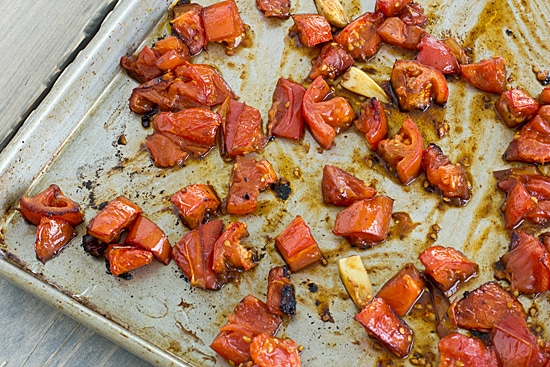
[{"left": 0, "top": 0, "right": 549, "bottom": 366}]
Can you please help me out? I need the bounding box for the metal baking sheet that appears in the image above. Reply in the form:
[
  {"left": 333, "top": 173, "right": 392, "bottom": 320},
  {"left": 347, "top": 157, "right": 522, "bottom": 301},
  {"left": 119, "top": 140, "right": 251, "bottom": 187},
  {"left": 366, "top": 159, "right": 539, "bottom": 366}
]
[{"left": 1, "top": 0, "right": 549, "bottom": 366}]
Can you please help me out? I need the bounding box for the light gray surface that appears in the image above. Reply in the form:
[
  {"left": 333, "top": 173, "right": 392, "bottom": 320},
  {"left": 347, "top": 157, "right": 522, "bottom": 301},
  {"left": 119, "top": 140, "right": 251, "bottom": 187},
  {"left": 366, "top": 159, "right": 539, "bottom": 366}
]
[{"left": 0, "top": 1, "right": 152, "bottom": 366}]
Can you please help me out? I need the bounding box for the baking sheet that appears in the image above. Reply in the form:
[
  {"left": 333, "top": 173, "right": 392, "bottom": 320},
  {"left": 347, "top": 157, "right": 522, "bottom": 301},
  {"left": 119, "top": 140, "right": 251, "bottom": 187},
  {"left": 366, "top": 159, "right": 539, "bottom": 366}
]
[{"left": 1, "top": 0, "right": 550, "bottom": 366}]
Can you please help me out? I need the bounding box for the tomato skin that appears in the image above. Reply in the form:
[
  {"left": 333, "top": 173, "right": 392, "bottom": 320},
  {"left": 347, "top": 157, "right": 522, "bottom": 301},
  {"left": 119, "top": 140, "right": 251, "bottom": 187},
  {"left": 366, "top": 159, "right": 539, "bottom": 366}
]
[
  {"left": 203, "top": 0, "right": 245, "bottom": 48},
  {"left": 378, "top": 117, "right": 424, "bottom": 185},
  {"left": 256, "top": 0, "right": 290, "bottom": 18},
  {"left": 418, "top": 245, "right": 477, "bottom": 296},
  {"left": 171, "top": 219, "right": 223, "bottom": 290},
  {"left": 267, "top": 78, "right": 306, "bottom": 140},
  {"left": 292, "top": 14, "right": 333, "bottom": 48},
  {"left": 87, "top": 196, "right": 142, "bottom": 244},
  {"left": 496, "top": 89, "right": 540, "bottom": 128},
  {"left": 226, "top": 156, "right": 277, "bottom": 215},
  {"left": 106, "top": 245, "right": 154, "bottom": 277},
  {"left": 355, "top": 297, "right": 414, "bottom": 358},
  {"left": 504, "top": 114, "right": 550, "bottom": 164},
  {"left": 503, "top": 180, "right": 536, "bottom": 229},
  {"left": 145, "top": 133, "right": 189, "bottom": 167},
  {"left": 309, "top": 43, "right": 354, "bottom": 80},
  {"left": 302, "top": 76, "right": 356, "bottom": 150},
  {"left": 334, "top": 12, "right": 383, "bottom": 60},
  {"left": 377, "top": 17, "right": 425, "bottom": 51},
  {"left": 35, "top": 217, "right": 74, "bottom": 263},
  {"left": 275, "top": 215, "right": 323, "bottom": 272},
  {"left": 460, "top": 56, "right": 507, "bottom": 94},
  {"left": 333, "top": 196, "right": 394, "bottom": 247},
  {"left": 438, "top": 332, "right": 499, "bottom": 367},
  {"left": 422, "top": 143, "right": 470, "bottom": 202},
  {"left": 170, "top": 184, "right": 221, "bottom": 229},
  {"left": 171, "top": 4, "right": 206, "bottom": 55},
  {"left": 322, "top": 165, "right": 376, "bottom": 206},
  {"left": 376, "top": 263, "right": 425, "bottom": 316},
  {"left": 391, "top": 60, "right": 449, "bottom": 111},
  {"left": 266, "top": 266, "right": 296, "bottom": 316},
  {"left": 416, "top": 33, "right": 459, "bottom": 74},
  {"left": 399, "top": 3, "right": 428, "bottom": 26},
  {"left": 540, "top": 86, "right": 550, "bottom": 105},
  {"left": 219, "top": 98, "right": 268, "bottom": 158},
  {"left": 355, "top": 98, "right": 388, "bottom": 150},
  {"left": 210, "top": 295, "right": 282, "bottom": 365},
  {"left": 495, "top": 230, "right": 550, "bottom": 295},
  {"left": 376, "top": 0, "right": 412, "bottom": 17},
  {"left": 250, "top": 333, "right": 302, "bottom": 367},
  {"left": 18, "top": 184, "right": 84, "bottom": 227},
  {"left": 124, "top": 215, "right": 172, "bottom": 265},
  {"left": 451, "top": 281, "right": 526, "bottom": 333},
  {"left": 212, "top": 222, "right": 257, "bottom": 277}
]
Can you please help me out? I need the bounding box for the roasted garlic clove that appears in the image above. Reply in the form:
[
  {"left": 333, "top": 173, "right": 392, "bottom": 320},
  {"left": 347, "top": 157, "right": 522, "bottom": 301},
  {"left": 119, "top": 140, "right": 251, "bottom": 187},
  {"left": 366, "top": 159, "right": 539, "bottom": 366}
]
[
  {"left": 314, "top": 0, "right": 349, "bottom": 28},
  {"left": 338, "top": 255, "right": 373, "bottom": 309},
  {"left": 340, "top": 66, "right": 390, "bottom": 104}
]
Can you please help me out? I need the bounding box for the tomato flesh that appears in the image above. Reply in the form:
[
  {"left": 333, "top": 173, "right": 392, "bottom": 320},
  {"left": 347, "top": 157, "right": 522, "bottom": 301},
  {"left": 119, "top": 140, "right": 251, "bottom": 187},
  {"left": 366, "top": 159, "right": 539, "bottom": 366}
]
[
  {"left": 212, "top": 222, "right": 257, "bottom": 277},
  {"left": 256, "top": 0, "right": 290, "bottom": 18},
  {"left": 322, "top": 165, "right": 376, "bottom": 206},
  {"left": 124, "top": 215, "right": 172, "bottom": 265},
  {"left": 333, "top": 196, "right": 394, "bottom": 247},
  {"left": 267, "top": 77, "right": 306, "bottom": 140},
  {"left": 170, "top": 184, "right": 221, "bottom": 229},
  {"left": 334, "top": 12, "right": 383, "bottom": 60},
  {"left": 376, "top": 263, "right": 425, "bottom": 316},
  {"left": 416, "top": 33, "right": 459, "bottom": 74},
  {"left": 505, "top": 113, "right": 550, "bottom": 164},
  {"left": 377, "top": 17, "right": 425, "bottom": 51},
  {"left": 460, "top": 56, "right": 507, "bottom": 94},
  {"left": 355, "top": 297, "right": 413, "bottom": 358},
  {"left": 106, "top": 245, "right": 154, "bottom": 277},
  {"left": 309, "top": 43, "right": 354, "bottom": 80},
  {"left": 171, "top": 4, "right": 206, "bottom": 55},
  {"left": 87, "top": 196, "right": 142, "bottom": 244},
  {"left": 266, "top": 266, "right": 296, "bottom": 316},
  {"left": 203, "top": 0, "right": 245, "bottom": 48},
  {"left": 145, "top": 133, "right": 189, "bottom": 167},
  {"left": 275, "top": 215, "right": 323, "bottom": 272},
  {"left": 376, "top": 0, "right": 412, "bottom": 17},
  {"left": 355, "top": 97, "right": 388, "bottom": 150},
  {"left": 35, "top": 217, "right": 74, "bottom": 263},
  {"left": 496, "top": 88, "right": 540, "bottom": 128},
  {"left": 292, "top": 14, "right": 333, "bottom": 48},
  {"left": 438, "top": 332, "right": 499, "bottom": 367},
  {"left": 250, "top": 333, "right": 302, "bottom": 367}
]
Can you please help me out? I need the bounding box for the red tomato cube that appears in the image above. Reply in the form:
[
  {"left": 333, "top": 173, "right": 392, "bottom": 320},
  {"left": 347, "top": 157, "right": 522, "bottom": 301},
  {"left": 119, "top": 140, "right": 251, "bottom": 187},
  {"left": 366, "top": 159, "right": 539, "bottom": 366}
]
[{"left": 275, "top": 215, "right": 323, "bottom": 272}]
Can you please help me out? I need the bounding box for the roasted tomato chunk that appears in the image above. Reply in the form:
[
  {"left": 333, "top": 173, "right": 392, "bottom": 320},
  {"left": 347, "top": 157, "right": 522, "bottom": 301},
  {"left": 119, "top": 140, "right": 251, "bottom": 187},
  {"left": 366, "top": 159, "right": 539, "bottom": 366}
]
[
  {"left": 292, "top": 14, "right": 333, "bottom": 47},
  {"left": 540, "top": 86, "right": 550, "bottom": 105},
  {"left": 120, "top": 36, "right": 190, "bottom": 83},
  {"left": 87, "top": 196, "right": 142, "bottom": 244},
  {"left": 302, "top": 76, "right": 356, "bottom": 149},
  {"left": 250, "top": 333, "right": 302, "bottom": 367},
  {"left": 438, "top": 332, "right": 499, "bottom": 367},
  {"left": 378, "top": 117, "right": 424, "bottom": 185},
  {"left": 275, "top": 215, "right": 323, "bottom": 272},
  {"left": 256, "top": 0, "right": 290, "bottom": 18},
  {"left": 333, "top": 196, "right": 394, "bottom": 247},
  {"left": 496, "top": 88, "right": 540, "bottom": 128},
  {"left": 267, "top": 77, "right": 306, "bottom": 140},
  {"left": 355, "top": 98, "right": 388, "bottom": 150},
  {"left": 106, "top": 245, "right": 154, "bottom": 277},
  {"left": 376, "top": 0, "right": 412, "bottom": 17},
  {"left": 355, "top": 297, "right": 413, "bottom": 358},
  {"left": 145, "top": 133, "right": 189, "bottom": 167},
  {"left": 334, "top": 12, "right": 383, "bottom": 60},
  {"left": 19, "top": 184, "right": 84, "bottom": 227},
  {"left": 266, "top": 266, "right": 296, "bottom": 316},
  {"left": 491, "top": 315, "right": 549, "bottom": 367},
  {"left": 35, "top": 217, "right": 74, "bottom": 263},
  {"left": 399, "top": 2, "right": 428, "bottom": 26},
  {"left": 210, "top": 295, "right": 282, "bottom": 365},
  {"left": 212, "top": 222, "right": 258, "bottom": 279},
  {"left": 124, "top": 215, "right": 171, "bottom": 265},
  {"left": 504, "top": 111, "right": 550, "bottom": 164},
  {"left": 422, "top": 143, "right": 470, "bottom": 202},
  {"left": 418, "top": 245, "right": 477, "bottom": 296},
  {"left": 391, "top": 60, "right": 449, "bottom": 111},
  {"left": 170, "top": 184, "right": 221, "bottom": 229},
  {"left": 416, "top": 33, "right": 459, "bottom": 74},
  {"left": 171, "top": 3, "right": 206, "bottom": 55},
  {"left": 376, "top": 263, "right": 425, "bottom": 316},
  {"left": 203, "top": 0, "right": 245, "bottom": 48},
  {"left": 322, "top": 165, "right": 376, "bottom": 206},
  {"left": 494, "top": 230, "right": 550, "bottom": 294},
  {"left": 376, "top": 17, "right": 425, "bottom": 51},
  {"left": 172, "top": 219, "right": 223, "bottom": 290},
  {"left": 226, "top": 156, "right": 277, "bottom": 215},
  {"left": 460, "top": 56, "right": 507, "bottom": 94},
  {"left": 219, "top": 98, "right": 268, "bottom": 157},
  {"left": 451, "top": 281, "right": 526, "bottom": 333},
  {"left": 309, "top": 43, "right": 354, "bottom": 80}
]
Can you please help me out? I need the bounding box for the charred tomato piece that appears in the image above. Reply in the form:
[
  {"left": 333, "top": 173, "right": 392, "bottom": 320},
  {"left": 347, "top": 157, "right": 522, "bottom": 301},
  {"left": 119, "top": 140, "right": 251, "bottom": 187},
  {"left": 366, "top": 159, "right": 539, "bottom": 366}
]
[
  {"left": 267, "top": 77, "right": 306, "bottom": 140},
  {"left": 355, "top": 297, "right": 414, "bottom": 358},
  {"left": 355, "top": 97, "right": 388, "bottom": 150},
  {"left": 171, "top": 184, "right": 221, "bottom": 229},
  {"left": 275, "top": 215, "right": 323, "bottom": 272},
  {"left": 333, "top": 196, "right": 394, "bottom": 247},
  {"left": 124, "top": 215, "right": 172, "bottom": 265},
  {"left": 212, "top": 222, "right": 258, "bottom": 280},
  {"left": 35, "top": 217, "right": 74, "bottom": 263},
  {"left": 171, "top": 3, "right": 206, "bottom": 55},
  {"left": 203, "top": 0, "right": 245, "bottom": 48},
  {"left": 418, "top": 245, "right": 478, "bottom": 296},
  {"left": 375, "top": 263, "right": 425, "bottom": 316},
  {"left": 496, "top": 88, "right": 540, "bottom": 128},
  {"left": 210, "top": 295, "right": 282, "bottom": 366},
  {"left": 334, "top": 12, "right": 383, "bottom": 60},
  {"left": 460, "top": 56, "right": 507, "bottom": 94},
  {"left": 106, "top": 244, "right": 154, "bottom": 277},
  {"left": 87, "top": 196, "right": 142, "bottom": 244},
  {"left": 291, "top": 14, "right": 333, "bottom": 47},
  {"left": 309, "top": 43, "right": 354, "bottom": 80},
  {"left": 250, "top": 333, "right": 302, "bottom": 367},
  {"left": 226, "top": 156, "right": 277, "bottom": 215},
  {"left": 19, "top": 184, "right": 84, "bottom": 227},
  {"left": 321, "top": 165, "right": 376, "bottom": 206},
  {"left": 266, "top": 266, "right": 296, "bottom": 316},
  {"left": 438, "top": 332, "right": 499, "bottom": 367}
]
